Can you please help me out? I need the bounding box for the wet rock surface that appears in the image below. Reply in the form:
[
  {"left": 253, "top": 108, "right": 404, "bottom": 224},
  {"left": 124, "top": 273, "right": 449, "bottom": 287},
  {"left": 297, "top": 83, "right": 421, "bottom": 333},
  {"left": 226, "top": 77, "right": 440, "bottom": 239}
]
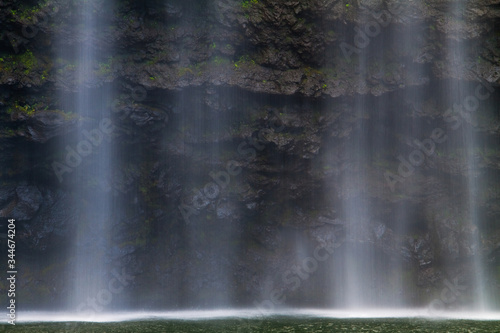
[{"left": 0, "top": 0, "right": 499, "bottom": 309}]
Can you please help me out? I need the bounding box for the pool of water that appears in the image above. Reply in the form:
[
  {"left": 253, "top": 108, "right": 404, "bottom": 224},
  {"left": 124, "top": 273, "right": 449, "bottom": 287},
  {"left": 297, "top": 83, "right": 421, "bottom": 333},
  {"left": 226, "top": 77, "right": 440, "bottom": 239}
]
[
  {"left": 4, "top": 310, "right": 499, "bottom": 332},
  {"left": 3, "top": 317, "right": 500, "bottom": 332}
]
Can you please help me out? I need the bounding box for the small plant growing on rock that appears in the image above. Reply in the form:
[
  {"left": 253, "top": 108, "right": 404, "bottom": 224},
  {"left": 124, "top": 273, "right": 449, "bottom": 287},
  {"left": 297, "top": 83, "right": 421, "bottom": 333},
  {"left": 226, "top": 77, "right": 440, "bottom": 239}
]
[
  {"left": 8, "top": 101, "right": 36, "bottom": 116},
  {"left": 241, "top": 0, "right": 258, "bottom": 9}
]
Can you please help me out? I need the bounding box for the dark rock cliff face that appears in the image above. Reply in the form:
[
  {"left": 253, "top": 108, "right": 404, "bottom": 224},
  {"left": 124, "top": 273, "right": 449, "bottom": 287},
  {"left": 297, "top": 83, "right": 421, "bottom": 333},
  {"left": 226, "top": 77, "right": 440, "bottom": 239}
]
[{"left": 0, "top": 0, "right": 499, "bottom": 309}]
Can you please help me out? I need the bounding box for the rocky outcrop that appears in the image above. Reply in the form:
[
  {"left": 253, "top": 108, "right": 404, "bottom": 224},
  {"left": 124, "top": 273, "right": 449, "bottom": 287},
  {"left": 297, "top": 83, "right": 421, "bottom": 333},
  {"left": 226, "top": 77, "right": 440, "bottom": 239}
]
[{"left": 0, "top": 0, "right": 499, "bottom": 309}]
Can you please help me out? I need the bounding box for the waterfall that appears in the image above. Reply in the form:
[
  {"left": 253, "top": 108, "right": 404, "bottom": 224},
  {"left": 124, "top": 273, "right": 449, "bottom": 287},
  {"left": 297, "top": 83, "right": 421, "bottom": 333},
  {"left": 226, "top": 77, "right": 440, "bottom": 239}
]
[
  {"left": 444, "top": 1, "right": 489, "bottom": 310},
  {"left": 61, "top": 0, "right": 115, "bottom": 311},
  {"left": 180, "top": 87, "right": 235, "bottom": 308},
  {"left": 321, "top": 0, "right": 496, "bottom": 310},
  {"left": 340, "top": 92, "right": 373, "bottom": 308},
  {"left": 12, "top": 0, "right": 494, "bottom": 317}
]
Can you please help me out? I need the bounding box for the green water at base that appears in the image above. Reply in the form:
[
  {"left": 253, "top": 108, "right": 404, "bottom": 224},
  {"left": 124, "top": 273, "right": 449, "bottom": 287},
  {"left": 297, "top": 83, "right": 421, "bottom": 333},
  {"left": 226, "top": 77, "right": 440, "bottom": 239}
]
[{"left": 2, "top": 318, "right": 499, "bottom": 332}]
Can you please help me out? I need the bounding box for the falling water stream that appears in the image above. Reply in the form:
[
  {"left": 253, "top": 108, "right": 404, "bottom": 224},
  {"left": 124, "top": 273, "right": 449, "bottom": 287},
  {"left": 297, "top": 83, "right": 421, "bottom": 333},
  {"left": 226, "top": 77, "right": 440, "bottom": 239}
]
[
  {"left": 66, "top": 0, "right": 115, "bottom": 311},
  {"left": 26, "top": 0, "right": 496, "bottom": 322},
  {"left": 445, "top": 1, "right": 488, "bottom": 310}
]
